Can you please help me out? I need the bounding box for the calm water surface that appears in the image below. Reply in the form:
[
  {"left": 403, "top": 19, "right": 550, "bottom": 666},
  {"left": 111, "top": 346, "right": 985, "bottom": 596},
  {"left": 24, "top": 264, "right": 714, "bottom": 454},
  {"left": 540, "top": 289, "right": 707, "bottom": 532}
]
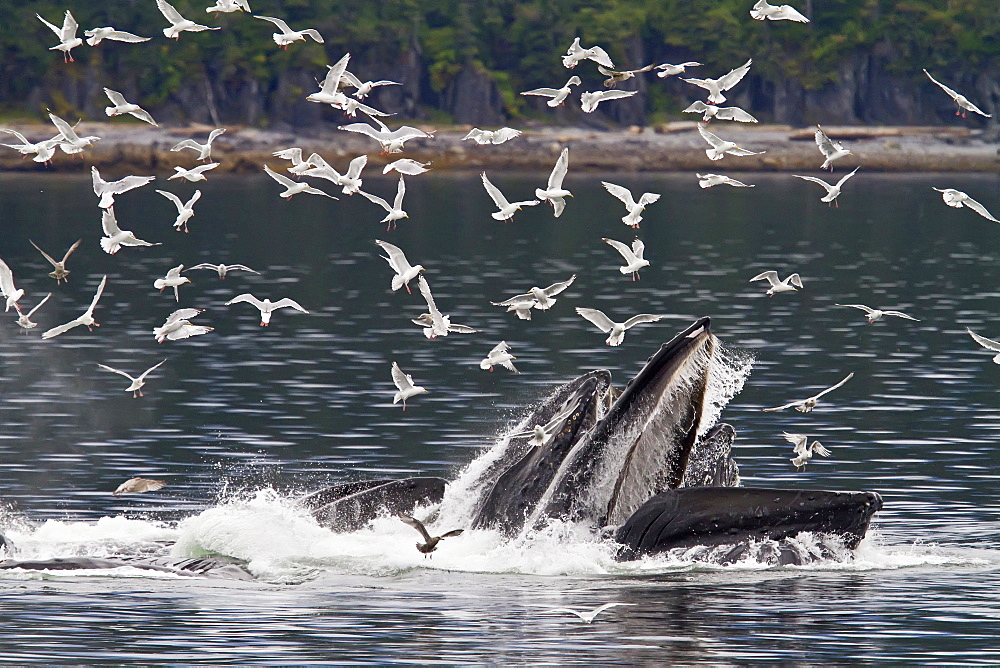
[{"left": 1, "top": 170, "right": 999, "bottom": 663}]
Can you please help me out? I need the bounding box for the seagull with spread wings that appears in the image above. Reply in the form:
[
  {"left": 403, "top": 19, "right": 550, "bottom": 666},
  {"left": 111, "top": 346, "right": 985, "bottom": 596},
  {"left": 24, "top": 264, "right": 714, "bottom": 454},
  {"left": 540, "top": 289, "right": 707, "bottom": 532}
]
[
  {"left": 793, "top": 166, "right": 860, "bottom": 207},
  {"left": 97, "top": 359, "right": 167, "bottom": 398},
  {"left": 576, "top": 307, "right": 664, "bottom": 346},
  {"left": 42, "top": 276, "right": 107, "bottom": 339},
  {"left": 170, "top": 128, "right": 225, "bottom": 162},
  {"left": 375, "top": 240, "right": 424, "bottom": 294},
  {"left": 923, "top": 69, "right": 991, "bottom": 118},
  {"left": 601, "top": 181, "right": 660, "bottom": 228},
  {"left": 92, "top": 166, "right": 155, "bottom": 209},
  {"left": 36, "top": 10, "right": 83, "bottom": 62},
  {"left": 482, "top": 172, "right": 540, "bottom": 221},
  {"left": 253, "top": 15, "right": 324, "bottom": 48},
  {"left": 391, "top": 362, "right": 428, "bottom": 410},
  {"left": 156, "top": 0, "right": 220, "bottom": 39},
  {"left": 932, "top": 187, "right": 999, "bottom": 223},
  {"left": 602, "top": 237, "right": 650, "bottom": 280},
  {"left": 103, "top": 88, "right": 157, "bottom": 126},
  {"left": 358, "top": 176, "right": 408, "bottom": 229},
  {"left": 763, "top": 373, "right": 854, "bottom": 413},
  {"left": 683, "top": 59, "right": 752, "bottom": 105},
  {"left": 225, "top": 294, "right": 309, "bottom": 326},
  {"left": 535, "top": 148, "right": 572, "bottom": 217}
]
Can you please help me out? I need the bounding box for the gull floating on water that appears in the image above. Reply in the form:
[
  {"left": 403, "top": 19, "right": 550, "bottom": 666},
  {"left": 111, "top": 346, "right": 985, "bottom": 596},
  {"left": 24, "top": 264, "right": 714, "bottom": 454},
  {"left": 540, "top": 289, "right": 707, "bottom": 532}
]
[
  {"left": 30, "top": 238, "right": 82, "bottom": 283},
  {"left": 814, "top": 125, "right": 853, "bottom": 171},
  {"left": 923, "top": 69, "right": 991, "bottom": 118},
  {"left": 340, "top": 70, "right": 401, "bottom": 99},
  {"left": 698, "top": 123, "right": 765, "bottom": 161},
  {"left": 225, "top": 293, "right": 308, "bottom": 326},
  {"left": 359, "top": 176, "right": 408, "bottom": 229},
  {"left": 398, "top": 514, "right": 462, "bottom": 557},
  {"left": 0, "top": 258, "right": 25, "bottom": 313},
  {"left": 92, "top": 166, "right": 155, "bottom": 209},
  {"left": 113, "top": 477, "right": 167, "bottom": 496},
  {"left": 967, "top": 328, "right": 1000, "bottom": 364},
  {"left": 15, "top": 293, "right": 51, "bottom": 331},
  {"left": 338, "top": 116, "right": 432, "bottom": 154},
  {"left": 100, "top": 207, "right": 160, "bottom": 254},
  {"left": 749, "top": 270, "right": 802, "bottom": 296},
  {"left": 520, "top": 76, "right": 581, "bottom": 107},
  {"left": 480, "top": 341, "right": 518, "bottom": 373},
  {"left": 253, "top": 15, "right": 324, "bottom": 48},
  {"left": 382, "top": 158, "right": 431, "bottom": 176},
  {"left": 597, "top": 64, "right": 655, "bottom": 88},
  {"left": 793, "top": 166, "right": 859, "bottom": 207},
  {"left": 932, "top": 188, "right": 999, "bottom": 223},
  {"left": 655, "top": 62, "right": 701, "bottom": 78},
  {"left": 156, "top": 0, "right": 220, "bottom": 39},
  {"left": 535, "top": 148, "right": 572, "bottom": 217},
  {"left": 171, "top": 128, "right": 225, "bottom": 162},
  {"left": 482, "top": 172, "right": 540, "bottom": 221},
  {"left": 188, "top": 263, "right": 259, "bottom": 279},
  {"left": 154, "top": 308, "right": 214, "bottom": 343},
  {"left": 97, "top": 359, "right": 167, "bottom": 398},
  {"left": 84, "top": 26, "right": 150, "bottom": 46},
  {"left": 36, "top": 10, "right": 83, "bottom": 63},
  {"left": 103, "top": 88, "right": 157, "bottom": 126},
  {"left": 836, "top": 303, "right": 920, "bottom": 324},
  {"left": 697, "top": 173, "right": 754, "bottom": 188},
  {"left": 601, "top": 181, "right": 661, "bottom": 228},
  {"left": 48, "top": 112, "right": 100, "bottom": 155},
  {"left": 156, "top": 189, "right": 202, "bottom": 232},
  {"left": 603, "top": 237, "right": 649, "bottom": 280},
  {"left": 683, "top": 58, "right": 752, "bottom": 105},
  {"left": 463, "top": 127, "right": 522, "bottom": 145},
  {"left": 154, "top": 264, "right": 191, "bottom": 302},
  {"left": 375, "top": 239, "right": 424, "bottom": 294},
  {"left": 580, "top": 89, "right": 637, "bottom": 113},
  {"left": 169, "top": 163, "right": 219, "bottom": 182},
  {"left": 391, "top": 362, "right": 428, "bottom": 410},
  {"left": 750, "top": 1, "right": 810, "bottom": 22},
  {"left": 548, "top": 603, "right": 632, "bottom": 624},
  {"left": 784, "top": 433, "right": 830, "bottom": 470},
  {"left": 562, "top": 37, "right": 614, "bottom": 69},
  {"left": 576, "top": 307, "right": 664, "bottom": 346},
  {"left": 507, "top": 395, "right": 585, "bottom": 446},
  {"left": 262, "top": 164, "right": 337, "bottom": 200},
  {"left": 683, "top": 100, "right": 757, "bottom": 123},
  {"left": 763, "top": 373, "right": 854, "bottom": 413},
  {"left": 41, "top": 275, "right": 107, "bottom": 339}
]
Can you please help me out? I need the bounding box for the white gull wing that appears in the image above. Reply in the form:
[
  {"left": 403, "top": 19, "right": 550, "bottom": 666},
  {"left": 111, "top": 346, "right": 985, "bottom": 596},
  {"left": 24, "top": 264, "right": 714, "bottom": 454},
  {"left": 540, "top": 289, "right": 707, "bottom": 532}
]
[
  {"left": 575, "top": 307, "right": 616, "bottom": 333},
  {"left": 602, "top": 237, "right": 641, "bottom": 264},
  {"left": 621, "top": 313, "right": 665, "bottom": 330},
  {"left": 416, "top": 276, "right": 446, "bottom": 335},
  {"left": 481, "top": 172, "right": 512, "bottom": 210},
  {"left": 601, "top": 181, "right": 637, "bottom": 208},
  {"left": 967, "top": 328, "right": 1000, "bottom": 363}
]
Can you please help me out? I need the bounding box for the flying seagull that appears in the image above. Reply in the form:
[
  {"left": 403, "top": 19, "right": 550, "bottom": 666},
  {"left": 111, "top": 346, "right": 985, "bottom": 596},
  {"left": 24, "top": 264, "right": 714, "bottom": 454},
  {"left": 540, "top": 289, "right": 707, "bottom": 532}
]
[
  {"left": 48, "top": 112, "right": 100, "bottom": 155},
  {"left": 683, "top": 58, "right": 752, "bottom": 105},
  {"left": 41, "top": 275, "right": 107, "bottom": 339},
  {"left": 391, "top": 362, "right": 428, "bottom": 410},
  {"left": 153, "top": 308, "right": 214, "bottom": 343},
  {"left": 156, "top": 0, "right": 220, "bottom": 39},
  {"left": 92, "top": 166, "right": 155, "bottom": 209},
  {"left": 103, "top": 88, "right": 157, "bottom": 126},
  {"left": 482, "top": 172, "right": 540, "bottom": 221},
  {"left": 263, "top": 164, "right": 337, "bottom": 200},
  {"left": 382, "top": 158, "right": 431, "bottom": 176},
  {"left": 580, "top": 89, "right": 637, "bottom": 113},
  {"left": 520, "top": 76, "right": 582, "bottom": 107},
  {"left": 750, "top": 1, "right": 810, "bottom": 22},
  {"left": 100, "top": 207, "right": 160, "bottom": 255},
  {"left": 535, "top": 147, "right": 572, "bottom": 217},
  {"left": 835, "top": 303, "right": 919, "bottom": 324},
  {"left": 153, "top": 264, "right": 191, "bottom": 302},
  {"left": 683, "top": 100, "right": 758, "bottom": 123},
  {"left": 97, "top": 359, "right": 167, "bottom": 398},
  {"left": 340, "top": 70, "right": 401, "bottom": 99},
  {"left": 814, "top": 125, "right": 853, "bottom": 171},
  {"left": 763, "top": 372, "right": 854, "bottom": 413},
  {"left": 923, "top": 69, "right": 991, "bottom": 118},
  {"left": 576, "top": 307, "right": 664, "bottom": 346},
  {"left": 375, "top": 239, "right": 424, "bottom": 294},
  {"left": 188, "top": 263, "right": 259, "bottom": 279},
  {"left": 253, "top": 15, "right": 324, "bottom": 48},
  {"left": 36, "top": 10, "right": 83, "bottom": 62},
  {"left": 967, "top": 328, "right": 1000, "bottom": 364},
  {"left": 398, "top": 514, "right": 462, "bottom": 557},
  {"left": 156, "top": 189, "right": 202, "bottom": 232},
  {"left": 15, "top": 294, "right": 51, "bottom": 331},
  {"left": 597, "top": 64, "right": 655, "bottom": 88},
  {"left": 932, "top": 188, "right": 999, "bottom": 223},
  {"left": 84, "top": 26, "right": 151, "bottom": 46},
  {"left": 562, "top": 37, "right": 614, "bottom": 69},
  {"left": 113, "top": 477, "right": 167, "bottom": 495},
  {"left": 601, "top": 181, "right": 660, "bottom": 228},
  {"left": 697, "top": 173, "right": 754, "bottom": 189},
  {"left": 698, "top": 123, "right": 765, "bottom": 161},
  {"left": 480, "top": 341, "right": 518, "bottom": 373},
  {"left": 462, "top": 127, "right": 522, "bottom": 145},
  {"left": 749, "top": 270, "right": 802, "bottom": 296},
  {"left": 338, "top": 116, "right": 432, "bottom": 154},
  {"left": 169, "top": 163, "right": 220, "bottom": 182},
  {"left": 506, "top": 395, "right": 585, "bottom": 446},
  {"left": 170, "top": 128, "right": 226, "bottom": 161},
  {"left": 655, "top": 62, "right": 701, "bottom": 78},
  {"left": 602, "top": 237, "right": 649, "bottom": 280},
  {"left": 548, "top": 603, "right": 632, "bottom": 624},
  {"left": 784, "top": 433, "right": 831, "bottom": 471},
  {"left": 225, "top": 294, "right": 309, "bottom": 326},
  {"left": 793, "top": 166, "right": 860, "bottom": 207},
  {"left": 358, "top": 176, "right": 408, "bottom": 229},
  {"left": 0, "top": 258, "right": 25, "bottom": 313}
]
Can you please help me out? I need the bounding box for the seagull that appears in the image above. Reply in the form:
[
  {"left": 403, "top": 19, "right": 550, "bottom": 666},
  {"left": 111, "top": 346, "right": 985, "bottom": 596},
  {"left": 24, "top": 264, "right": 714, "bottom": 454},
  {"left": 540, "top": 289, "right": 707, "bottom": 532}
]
[
  {"left": 97, "top": 359, "right": 167, "bottom": 398},
  {"left": 480, "top": 341, "right": 518, "bottom": 373},
  {"left": 482, "top": 172, "right": 540, "bottom": 221},
  {"left": 491, "top": 292, "right": 538, "bottom": 321},
  {"left": 15, "top": 294, "right": 52, "bottom": 331},
  {"left": 225, "top": 294, "right": 308, "bottom": 326},
  {"left": 923, "top": 69, "right": 991, "bottom": 118},
  {"left": 168, "top": 163, "right": 220, "bottom": 182},
  {"left": 601, "top": 181, "right": 661, "bottom": 228},
  {"left": 535, "top": 147, "right": 572, "bottom": 217},
  {"left": 836, "top": 303, "right": 920, "bottom": 324},
  {"left": 576, "top": 307, "right": 664, "bottom": 346},
  {"left": 102, "top": 88, "right": 157, "bottom": 126},
  {"left": 171, "top": 128, "right": 225, "bottom": 162},
  {"left": 683, "top": 100, "right": 758, "bottom": 123},
  {"left": 398, "top": 514, "right": 462, "bottom": 557},
  {"left": 156, "top": 189, "right": 202, "bottom": 232},
  {"left": 763, "top": 373, "right": 854, "bottom": 413},
  {"left": 463, "top": 127, "right": 522, "bottom": 145},
  {"left": 36, "top": 10, "right": 83, "bottom": 63},
  {"left": 188, "top": 263, "right": 259, "bottom": 279},
  {"left": 48, "top": 112, "right": 100, "bottom": 155},
  {"left": 683, "top": 58, "right": 752, "bottom": 105},
  {"left": 793, "top": 166, "right": 860, "bottom": 207},
  {"left": 520, "top": 76, "right": 582, "bottom": 107},
  {"left": 340, "top": 70, "right": 401, "bottom": 99},
  {"left": 307, "top": 53, "right": 352, "bottom": 105},
  {"left": 548, "top": 603, "right": 632, "bottom": 624},
  {"left": 391, "top": 362, "right": 428, "bottom": 410},
  {"left": 562, "top": 37, "right": 614, "bottom": 69},
  {"left": 529, "top": 274, "right": 576, "bottom": 310},
  {"left": 100, "top": 207, "right": 160, "bottom": 254},
  {"left": 784, "top": 433, "right": 831, "bottom": 471},
  {"left": 655, "top": 62, "right": 701, "bottom": 78},
  {"left": 580, "top": 89, "right": 637, "bottom": 113},
  {"left": 29, "top": 238, "right": 82, "bottom": 283},
  {"left": 410, "top": 313, "right": 478, "bottom": 336},
  {"left": 302, "top": 155, "right": 367, "bottom": 195},
  {"left": 92, "top": 166, "right": 155, "bottom": 209},
  {"left": 358, "top": 176, "right": 408, "bottom": 229},
  {"left": 153, "top": 264, "right": 191, "bottom": 302},
  {"left": 262, "top": 164, "right": 337, "bottom": 200},
  {"left": 967, "top": 328, "right": 1000, "bottom": 364},
  {"left": 375, "top": 240, "right": 424, "bottom": 294},
  {"left": 698, "top": 123, "right": 765, "bottom": 161},
  {"left": 814, "top": 125, "right": 853, "bottom": 171},
  {"left": 206, "top": 0, "right": 250, "bottom": 13},
  {"left": 156, "top": 0, "right": 220, "bottom": 39},
  {"left": 603, "top": 237, "right": 649, "bottom": 280},
  {"left": 749, "top": 270, "right": 802, "bottom": 296},
  {"left": 507, "top": 396, "right": 585, "bottom": 446},
  {"left": 253, "top": 15, "right": 324, "bottom": 48},
  {"left": 338, "top": 116, "right": 432, "bottom": 154},
  {"left": 113, "top": 477, "right": 167, "bottom": 496},
  {"left": 697, "top": 173, "right": 755, "bottom": 188},
  {"left": 750, "top": 1, "right": 810, "bottom": 22},
  {"left": 414, "top": 275, "right": 464, "bottom": 339},
  {"left": 41, "top": 275, "right": 107, "bottom": 339},
  {"left": 84, "top": 26, "right": 151, "bottom": 46},
  {"left": 932, "top": 188, "right": 999, "bottom": 223},
  {"left": 0, "top": 258, "right": 25, "bottom": 313},
  {"left": 0, "top": 129, "right": 62, "bottom": 163},
  {"left": 598, "top": 64, "right": 655, "bottom": 88},
  {"left": 271, "top": 147, "right": 312, "bottom": 173},
  {"left": 154, "top": 308, "right": 214, "bottom": 343},
  {"left": 382, "top": 158, "right": 431, "bottom": 176}
]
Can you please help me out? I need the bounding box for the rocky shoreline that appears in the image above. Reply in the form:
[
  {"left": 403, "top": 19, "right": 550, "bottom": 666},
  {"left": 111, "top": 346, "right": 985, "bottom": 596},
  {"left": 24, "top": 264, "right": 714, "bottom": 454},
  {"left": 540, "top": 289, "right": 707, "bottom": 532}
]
[{"left": 2, "top": 121, "right": 997, "bottom": 174}]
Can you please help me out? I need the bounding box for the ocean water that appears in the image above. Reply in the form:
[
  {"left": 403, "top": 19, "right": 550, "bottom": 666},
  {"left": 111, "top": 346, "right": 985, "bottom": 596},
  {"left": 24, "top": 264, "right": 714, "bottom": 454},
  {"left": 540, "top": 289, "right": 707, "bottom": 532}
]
[{"left": 1, "top": 169, "right": 999, "bottom": 663}]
